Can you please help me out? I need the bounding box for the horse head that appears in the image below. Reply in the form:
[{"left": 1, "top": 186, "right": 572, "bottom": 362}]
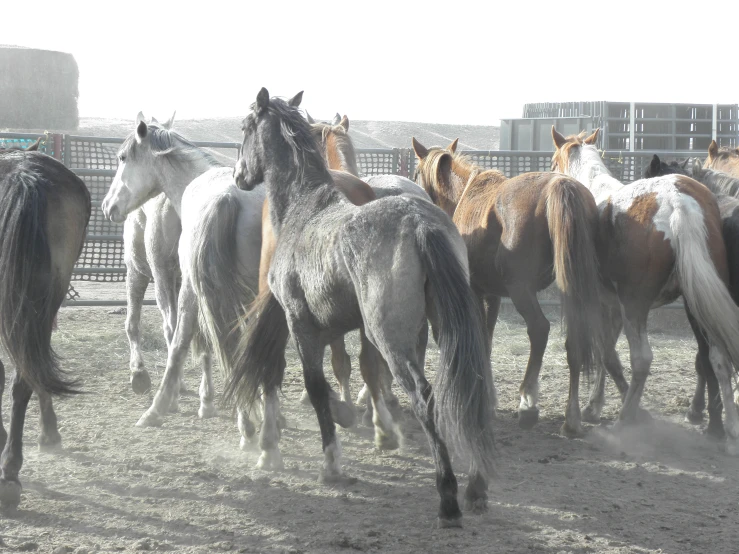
[{"left": 705, "top": 140, "right": 739, "bottom": 177}]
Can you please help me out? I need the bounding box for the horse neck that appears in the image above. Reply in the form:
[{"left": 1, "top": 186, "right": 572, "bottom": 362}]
[
  {"left": 157, "top": 151, "right": 221, "bottom": 215},
  {"left": 325, "top": 133, "right": 359, "bottom": 176},
  {"left": 437, "top": 158, "right": 480, "bottom": 217},
  {"left": 264, "top": 149, "right": 335, "bottom": 232},
  {"left": 570, "top": 147, "right": 622, "bottom": 202}
]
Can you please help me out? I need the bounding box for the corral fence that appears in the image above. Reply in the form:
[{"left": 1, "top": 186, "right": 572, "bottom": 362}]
[{"left": 1, "top": 132, "right": 696, "bottom": 308}]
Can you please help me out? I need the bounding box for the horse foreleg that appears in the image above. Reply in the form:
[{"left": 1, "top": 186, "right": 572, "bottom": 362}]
[
  {"left": 707, "top": 342, "right": 739, "bottom": 455},
  {"left": 358, "top": 329, "right": 401, "bottom": 450},
  {"left": 508, "top": 286, "right": 549, "bottom": 430},
  {"left": 256, "top": 387, "right": 284, "bottom": 470},
  {"left": 0, "top": 372, "right": 33, "bottom": 509},
  {"left": 618, "top": 305, "right": 653, "bottom": 425},
  {"left": 327, "top": 337, "right": 356, "bottom": 428},
  {"left": 482, "top": 295, "right": 500, "bottom": 412},
  {"left": 136, "top": 278, "right": 198, "bottom": 428},
  {"left": 37, "top": 391, "right": 62, "bottom": 451},
  {"left": 126, "top": 268, "right": 151, "bottom": 395},
  {"left": 197, "top": 351, "right": 217, "bottom": 419}
]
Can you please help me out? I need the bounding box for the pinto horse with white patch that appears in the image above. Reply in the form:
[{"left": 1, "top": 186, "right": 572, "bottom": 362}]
[{"left": 552, "top": 127, "right": 739, "bottom": 453}]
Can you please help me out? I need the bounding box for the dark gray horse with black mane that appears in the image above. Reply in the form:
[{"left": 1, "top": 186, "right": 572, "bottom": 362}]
[
  {"left": 228, "top": 88, "right": 497, "bottom": 527},
  {"left": 0, "top": 144, "right": 91, "bottom": 509}
]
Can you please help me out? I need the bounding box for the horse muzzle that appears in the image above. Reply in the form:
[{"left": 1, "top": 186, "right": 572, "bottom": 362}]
[
  {"left": 233, "top": 159, "right": 256, "bottom": 191},
  {"left": 101, "top": 196, "right": 125, "bottom": 224}
]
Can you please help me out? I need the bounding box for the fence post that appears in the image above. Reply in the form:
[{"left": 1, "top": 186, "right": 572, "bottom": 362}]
[
  {"left": 52, "top": 133, "right": 63, "bottom": 162},
  {"left": 399, "top": 148, "right": 408, "bottom": 177}
]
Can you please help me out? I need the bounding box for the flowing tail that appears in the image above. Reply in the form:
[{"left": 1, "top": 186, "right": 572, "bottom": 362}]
[
  {"left": 0, "top": 171, "right": 78, "bottom": 395},
  {"left": 223, "top": 288, "right": 288, "bottom": 408},
  {"left": 672, "top": 194, "right": 739, "bottom": 370},
  {"left": 416, "top": 225, "right": 497, "bottom": 476},
  {"left": 546, "top": 177, "right": 605, "bottom": 375},
  {"left": 189, "top": 191, "right": 256, "bottom": 372}
]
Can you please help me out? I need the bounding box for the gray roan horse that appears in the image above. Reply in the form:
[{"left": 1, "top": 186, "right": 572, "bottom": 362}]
[
  {"left": 229, "top": 89, "right": 496, "bottom": 526},
  {"left": 122, "top": 113, "right": 182, "bottom": 396},
  {"left": 0, "top": 145, "right": 91, "bottom": 509},
  {"left": 102, "top": 115, "right": 265, "bottom": 429}
]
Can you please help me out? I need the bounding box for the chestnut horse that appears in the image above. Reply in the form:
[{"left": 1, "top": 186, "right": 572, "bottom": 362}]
[
  {"left": 705, "top": 140, "right": 739, "bottom": 176},
  {"left": 0, "top": 146, "right": 91, "bottom": 508},
  {"left": 552, "top": 127, "right": 739, "bottom": 453},
  {"left": 412, "top": 138, "right": 604, "bottom": 437}
]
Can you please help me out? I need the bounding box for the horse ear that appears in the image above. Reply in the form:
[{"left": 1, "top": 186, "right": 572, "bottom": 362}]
[
  {"left": 339, "top": 115, "right": 349, "bottom": 131},
  {"left": 287, "top": 91, "right": 303, "bottom": 107},
  {"left": 136, "top": 120, "right": 148, "bottom": 142},
  {"left": 412, "top": 137, "right": 429, "bottom": 159},
  {"left": 151, "top": 117, "right": 160, "bottom": 126},
  {"left": 163, "top": 110, "right": 177, "bottom": 130},
  {"left": 693, "top": 158, "right": 703, "bottom": 175},
  {"left": 135, "top": 111, "right": 146, "bottom": 126},
  {"left": 708, "top": 140, "right": 719, "bottom": 158},
  {"left": 551, "top": 126, "right": 567, "bottom": 149},
  {"left": 448, "top": 138, "right": 459, "bottom": 154},
  {"left": 306, "top": 112, "right": 316, "bottom": 124},
  {"left": 256, "top": 87, "right": 270, "bottom": 115},
  {"left": 650, "top": 154, "right": 661, "bottom": 174},
  {"left": 681, "top": 158, "right": 689, "bottom": 170},
  {"left": 584, "top": 128, "right": 600, "bottom": 145}
]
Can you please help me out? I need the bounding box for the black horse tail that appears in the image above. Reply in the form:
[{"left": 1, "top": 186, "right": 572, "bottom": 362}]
[
  {"left": 546, "top": 176, "right": 605, "bottom": 378},
  {"left": 0, "top": 168, "right": 78, "bottom": 395},
  {"left": 223, "top": 288, "right": 288, "bottom": 409},
  {"left": 416, "top": 225, "right": 497, "bottom": 477}
]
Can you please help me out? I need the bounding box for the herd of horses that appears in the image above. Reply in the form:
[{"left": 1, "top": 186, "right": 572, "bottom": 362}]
[{"left": 2, "top": 89, "right": 739, "bottom": 528}]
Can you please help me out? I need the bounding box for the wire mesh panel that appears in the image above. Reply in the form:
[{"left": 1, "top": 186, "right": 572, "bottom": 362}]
[
  {"left": 357, "top": 150, "right": 397, "bottom": 177},
  {"left": 463, "top": 151, "right": 553, "bottom": 177},
  {"left": 0, "top": 133, "right": 56, "bottom": 156}
]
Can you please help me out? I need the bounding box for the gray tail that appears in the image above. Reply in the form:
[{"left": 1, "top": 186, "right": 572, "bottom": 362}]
[
  {"left": 189, "top": 191, "right": 256, "bottom": 373},
  {"left": 223, "top": 288, "right": 288, "bottom": 407},
  {"left": 0, "top": 172, "right": 78, "bottom": 395},
  {"left": 546, "top": 177, "right": 605, "bottom": 377},
  {"left": 416, "top": 225, "right": 497, "bottom": 476}
]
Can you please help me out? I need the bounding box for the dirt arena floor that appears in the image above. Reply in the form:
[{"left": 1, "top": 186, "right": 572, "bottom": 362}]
[{"left": 1, "top": 285, "right": 739, "bottom": 553}]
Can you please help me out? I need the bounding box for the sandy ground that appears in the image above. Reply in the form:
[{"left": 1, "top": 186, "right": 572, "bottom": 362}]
[{"left": 1, "top": 300, "right": 739, "bottom": 553}]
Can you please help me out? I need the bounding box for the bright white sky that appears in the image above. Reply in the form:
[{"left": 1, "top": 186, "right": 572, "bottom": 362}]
[{"left": 4, "top": 0, "right": 737, "bottom": 125}]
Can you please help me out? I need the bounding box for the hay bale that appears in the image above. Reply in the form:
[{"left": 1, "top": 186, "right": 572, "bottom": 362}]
[{"left": 0, "top": 45, "right": 79, "bottom": 131}]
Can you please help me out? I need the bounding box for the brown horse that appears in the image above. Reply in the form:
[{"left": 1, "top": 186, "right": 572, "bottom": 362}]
[
  {"left": 412, "top": 137, "right": 604, "bottom": 437},
  {"left": 552, "top": 127, "right": 739, "bottom": 452},
  {"left": 0, "top": 146, "right": 91, "bottom": 508},
  {"left": 706, "top": 140, "right": 739, "bottom": 176}
]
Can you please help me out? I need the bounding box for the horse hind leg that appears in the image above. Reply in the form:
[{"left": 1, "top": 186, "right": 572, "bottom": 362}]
[
  {"left": 126, "top": 267, "right": 152, "bottom": 395},
  {"left": 708, "top": 343, "right": 739, "bottom": 455},
  {"left": 358, "top": 330, "right": 401, "bottom": 450},
  {"left": 0, "top": 360, "right": 6, "bottom": 450},
  {"left": 617, "top": 306, "right": 654, "bottom": 425},
  {"left": 197, "top": 350, "right": 217, "bottom": 419},
  {"left": 508, "top": 286, "right": 550, "bottom": 429},
  {"left": 327, "top": 337, "right": 356, "bottom": 428},
  {"left": 256, "top": 387, "right": 284, "bottom": 470},
  {"left": 0, "top": 373, "right": 33, "bottom": 509},
  {"left": 37, "top": 391, "right": 62, "bottom": 451}
]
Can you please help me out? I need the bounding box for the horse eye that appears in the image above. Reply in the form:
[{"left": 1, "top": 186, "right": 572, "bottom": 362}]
[{"left": 119, "top": 154, "right": 126, "bottom": 163}]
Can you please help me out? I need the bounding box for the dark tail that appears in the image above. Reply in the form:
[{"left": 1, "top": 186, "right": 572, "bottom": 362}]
[
  {"left": 223, "top": 288, "right": 288, "bottom": 408},
  {"left": 546, "top": 177, "right": 605, "bottom": 376},
  {"left": 416, "top": 225, "right": 497, "bottom": 476},
  {"left": 0, "top": 171, "right": 78, "bottom": 395},
  {"left": 190, "top": 192, "right": 256, "bottom": 371}
]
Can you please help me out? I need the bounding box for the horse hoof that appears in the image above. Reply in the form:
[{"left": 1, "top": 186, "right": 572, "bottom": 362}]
[
  {"left": 361, "top": 409, "right": 373, "bottom": 428},
  {"left": 198, "top": 403, "right": 218, "bottom": 419},
  {"left": 239, "top": 435, "right": 257, "bottom": 452},
  {"left": 437, "top": 515, "right": 463, "bottom": 529},
  {"left": 685, "top": 409, "right": 704, "bottom": 425},
  {"left": 38, "top": 432, "right": 62, "bottom": 452},
  {"left": 582, "top": 406, "right": 602, "bottom": 424},
  {"left": 136, "top": 409, "right": 164, "bottom": 428},
  {"left": 318, "top": 471, "right": 358, "bottom": 486},
  {"left": 704, "top": 423, "right": 726, "bottom": 442},
  {"left": 256, "top": 449, "right": 284, "bottom": 471},
  {"left": 299, "top": 389, "right": 312, "bottom": 406},
  {"left": 375, "top": 431, "right": 400, "bottom": 451},
  {"left": 518, "top": 407, "right": 539, "bottom": 430},
  {"left": 0, "top": 478, "right": 22, "bottom": 509},
  {"left": 464, "top": 497, "right": 488, "bottom": 514},
  {"left": 725, "top": 438, "right": 739, "bottom": 457},
  {"left": 130, "top": 370, "right": 151, "bottom": 395},
  {"left": 330, "top": 401, "right": 357, "bottom": 429},
  {"left": 560, "top": 422, "right": 585, "bottom": 439}
]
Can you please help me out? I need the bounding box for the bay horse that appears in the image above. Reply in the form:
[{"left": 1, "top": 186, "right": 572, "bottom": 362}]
[
  {"left": 705, "top": 140, "right": 739, "bottom": 176},
  {"left": 551, "top": 127, "right": 739, "bottom": 453},
  {"left": 412, "top": 138, "right": 604, "bottom": 437},
  {"left": 641, "top": 155, "right": 739, "bottom": 437},
  {"left": 229, "top": 88, "right": 496, "bottom": 526},
  {"left": 122, "top": 112, "right": 182, "bottom": 396},
  {"left": 0, "top": 146, "right": 91, "bottom": 509}
]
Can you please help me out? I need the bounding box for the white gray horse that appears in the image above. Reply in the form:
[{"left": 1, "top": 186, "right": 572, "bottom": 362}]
[{"left": 102, "top": 115, "right": 264, "bottom": 428}]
